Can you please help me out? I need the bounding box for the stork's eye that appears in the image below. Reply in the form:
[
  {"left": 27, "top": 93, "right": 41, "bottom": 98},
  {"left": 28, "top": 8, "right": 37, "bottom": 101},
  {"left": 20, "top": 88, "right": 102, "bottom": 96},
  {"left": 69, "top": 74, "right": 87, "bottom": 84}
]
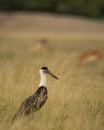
[{"left": 43, "top": 69, "right": 47, "bottom": 73}]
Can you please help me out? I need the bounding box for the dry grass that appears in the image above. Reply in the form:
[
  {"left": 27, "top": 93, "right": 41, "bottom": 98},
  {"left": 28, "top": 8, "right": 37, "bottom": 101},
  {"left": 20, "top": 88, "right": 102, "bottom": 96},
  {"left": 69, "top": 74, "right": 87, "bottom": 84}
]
[
  {"left": 0, "top": 13, "right": 104, "bottom": 130},
  {"left": 0, "top": 34, "right": 104, "bottom": 130}
]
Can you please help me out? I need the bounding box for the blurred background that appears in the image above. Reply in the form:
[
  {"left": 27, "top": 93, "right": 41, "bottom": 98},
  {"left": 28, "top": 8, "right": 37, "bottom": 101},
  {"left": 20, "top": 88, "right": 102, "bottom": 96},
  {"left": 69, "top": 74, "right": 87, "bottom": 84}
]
[
  {"left": 0, "top": 0, "right": 104, "bottom": 18},
  {"left": 0, "top": 1, "right": 104, "bottom": 130},
  {"left": 0, "top": 0, "right": 104, "bottom": 35}
]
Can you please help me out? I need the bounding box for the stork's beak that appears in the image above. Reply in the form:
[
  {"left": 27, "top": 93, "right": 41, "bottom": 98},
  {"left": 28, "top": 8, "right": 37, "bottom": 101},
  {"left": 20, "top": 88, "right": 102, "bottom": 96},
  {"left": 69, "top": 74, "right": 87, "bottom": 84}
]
[{"left": 47, "top": 70, "right": 59, "bottom": 80}]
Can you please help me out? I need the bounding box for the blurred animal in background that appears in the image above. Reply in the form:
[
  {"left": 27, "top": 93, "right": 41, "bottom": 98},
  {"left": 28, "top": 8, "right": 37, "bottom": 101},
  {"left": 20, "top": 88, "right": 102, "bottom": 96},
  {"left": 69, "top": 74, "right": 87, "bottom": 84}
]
[
  {"left": 32, "top": 38, "right": 49, "bottom": 52},
  {"left": 78, "top": 50, "right": 102, "bottom": 65}
]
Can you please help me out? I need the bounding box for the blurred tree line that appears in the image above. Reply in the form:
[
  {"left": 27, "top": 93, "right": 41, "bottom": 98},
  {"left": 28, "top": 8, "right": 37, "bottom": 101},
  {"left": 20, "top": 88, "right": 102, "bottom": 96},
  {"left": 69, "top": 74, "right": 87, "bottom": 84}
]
[{"left": 0, "top": 0, "right": 104, "bottom": 18}]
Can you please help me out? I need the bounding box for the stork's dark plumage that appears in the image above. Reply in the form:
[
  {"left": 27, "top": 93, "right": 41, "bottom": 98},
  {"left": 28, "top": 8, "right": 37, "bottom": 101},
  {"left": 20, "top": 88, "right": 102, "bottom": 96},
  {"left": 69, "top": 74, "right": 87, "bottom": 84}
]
[{"left": 12, "top": 67, "right": 58, "bottom": 123}]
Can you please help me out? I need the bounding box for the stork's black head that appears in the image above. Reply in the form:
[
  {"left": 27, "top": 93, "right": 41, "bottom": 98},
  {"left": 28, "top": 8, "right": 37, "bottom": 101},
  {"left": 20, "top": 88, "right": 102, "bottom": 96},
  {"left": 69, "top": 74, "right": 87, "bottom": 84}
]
[
  {"left": 40, "top": 66, "right": 59, "bottom": 80},
  {"left": 41, "top": 67, "right": 48, "bottom": 73},
  {"left": 41, "top": 66, "right": 48, "bottom": 70}
]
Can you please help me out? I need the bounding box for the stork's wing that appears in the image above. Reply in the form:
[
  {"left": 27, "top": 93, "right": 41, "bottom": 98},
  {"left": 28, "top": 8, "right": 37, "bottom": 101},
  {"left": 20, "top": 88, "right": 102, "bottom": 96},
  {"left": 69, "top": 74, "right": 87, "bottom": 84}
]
[
  {"left": 12, "top": 86, "right": 48, "bottom": 123},
  {"left": 12, "top": 95, "right": 38, "bottom": 123}
]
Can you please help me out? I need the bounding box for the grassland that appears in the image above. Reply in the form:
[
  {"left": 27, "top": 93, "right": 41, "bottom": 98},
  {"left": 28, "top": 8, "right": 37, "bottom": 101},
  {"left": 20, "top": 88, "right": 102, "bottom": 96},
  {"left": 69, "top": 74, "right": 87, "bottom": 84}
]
[{"left": 0, "top": 13, "right": 104, "bottom": 130}]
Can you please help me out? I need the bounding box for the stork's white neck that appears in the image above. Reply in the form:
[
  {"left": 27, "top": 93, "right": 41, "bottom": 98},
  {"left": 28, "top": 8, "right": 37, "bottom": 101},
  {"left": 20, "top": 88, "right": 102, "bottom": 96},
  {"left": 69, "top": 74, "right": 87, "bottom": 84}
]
[{"left": 39, "top": 70, "right": 47, "bottom": 87}]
